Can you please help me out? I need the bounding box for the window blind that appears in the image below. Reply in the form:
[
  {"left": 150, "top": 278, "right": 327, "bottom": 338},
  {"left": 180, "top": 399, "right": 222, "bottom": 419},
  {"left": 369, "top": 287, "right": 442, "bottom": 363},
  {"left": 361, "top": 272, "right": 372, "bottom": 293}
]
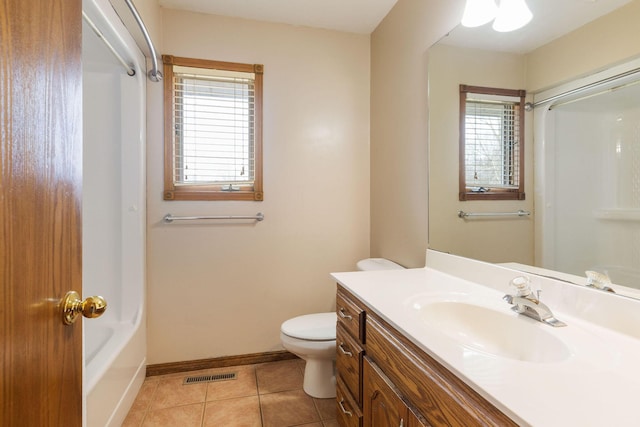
[
  {"left": 173, "top": 69, "right": 256, "bottom": 187},
  {"left": 464, "top": 99, "right": 520, "bottom": 189}
]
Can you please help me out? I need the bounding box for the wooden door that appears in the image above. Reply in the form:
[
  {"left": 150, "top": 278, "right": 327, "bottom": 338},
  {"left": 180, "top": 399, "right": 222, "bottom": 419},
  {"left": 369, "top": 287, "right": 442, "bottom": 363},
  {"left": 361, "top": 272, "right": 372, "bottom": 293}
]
[
  {"left": 0, "top": 0, "right": 83, "bottom": 426},
  {"left": 363, "top": 358, "right": 409, "bottom": 427}
]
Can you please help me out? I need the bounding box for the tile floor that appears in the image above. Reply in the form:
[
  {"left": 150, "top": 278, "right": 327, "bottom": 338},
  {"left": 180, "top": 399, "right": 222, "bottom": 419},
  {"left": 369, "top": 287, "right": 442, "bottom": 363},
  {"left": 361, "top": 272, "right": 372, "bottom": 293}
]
[{"left": 122, "top": 359, "right": 338, "bottom": 427}]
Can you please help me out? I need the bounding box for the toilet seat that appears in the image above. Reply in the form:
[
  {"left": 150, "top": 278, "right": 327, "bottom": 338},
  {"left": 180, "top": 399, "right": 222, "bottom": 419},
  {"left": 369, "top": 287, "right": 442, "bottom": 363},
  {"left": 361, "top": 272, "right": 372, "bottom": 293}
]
[{"left": 280, "top": 312, "right": 337, "bottom": 341}]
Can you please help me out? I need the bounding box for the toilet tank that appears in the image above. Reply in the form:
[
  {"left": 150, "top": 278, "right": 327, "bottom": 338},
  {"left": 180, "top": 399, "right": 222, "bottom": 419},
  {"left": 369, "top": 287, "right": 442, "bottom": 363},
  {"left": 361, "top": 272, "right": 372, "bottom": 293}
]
[{"left": 357, "top": 258, "right": 404, "bottom": 271}]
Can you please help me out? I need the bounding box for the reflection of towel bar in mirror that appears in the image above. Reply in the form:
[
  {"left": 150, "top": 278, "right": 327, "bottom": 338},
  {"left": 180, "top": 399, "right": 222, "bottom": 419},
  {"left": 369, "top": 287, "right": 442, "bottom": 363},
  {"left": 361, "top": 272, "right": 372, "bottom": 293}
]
[
  {"left": 164, "top": 213, "right": 264, "bottom": 223},
  {"left": 458, "top": 210, "right": 530, "bottom": 219}
]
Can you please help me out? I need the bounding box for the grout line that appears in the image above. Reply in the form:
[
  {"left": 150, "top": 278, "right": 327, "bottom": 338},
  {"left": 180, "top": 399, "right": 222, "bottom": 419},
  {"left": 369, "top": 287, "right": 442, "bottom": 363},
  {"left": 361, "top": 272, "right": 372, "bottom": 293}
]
[
  {"left": 136, "top": 360, "right": 320, "bottom": 427},
  {"left": 140, "top": 379, "right": 159, "bottom": 426},
  {"left": 201, "top": 400, "right": 207, "bottom": 427},
  {"left": 255, "top": 365, "right": 265, "bottom": 427}
]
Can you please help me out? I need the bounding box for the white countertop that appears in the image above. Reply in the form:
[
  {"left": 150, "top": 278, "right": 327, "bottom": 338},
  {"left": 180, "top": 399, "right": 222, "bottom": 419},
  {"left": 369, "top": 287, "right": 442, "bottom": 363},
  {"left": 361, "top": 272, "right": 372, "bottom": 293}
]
[{"left": 331, "top": 254, "right": 640, "bottom": 427}]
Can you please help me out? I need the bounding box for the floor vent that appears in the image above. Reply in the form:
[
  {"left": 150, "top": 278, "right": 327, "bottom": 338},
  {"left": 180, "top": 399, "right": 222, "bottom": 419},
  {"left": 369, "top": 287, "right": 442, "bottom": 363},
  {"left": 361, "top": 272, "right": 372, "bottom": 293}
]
[{"left": 183, "top": 372, "right": 237, "bottom": 385}]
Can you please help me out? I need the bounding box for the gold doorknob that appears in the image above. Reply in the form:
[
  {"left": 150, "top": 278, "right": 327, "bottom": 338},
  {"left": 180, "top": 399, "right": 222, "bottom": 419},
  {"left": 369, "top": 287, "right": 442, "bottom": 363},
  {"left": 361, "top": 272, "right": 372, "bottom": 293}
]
[{"left": 61, "top": 291, "right": 107, "bottom": 325}]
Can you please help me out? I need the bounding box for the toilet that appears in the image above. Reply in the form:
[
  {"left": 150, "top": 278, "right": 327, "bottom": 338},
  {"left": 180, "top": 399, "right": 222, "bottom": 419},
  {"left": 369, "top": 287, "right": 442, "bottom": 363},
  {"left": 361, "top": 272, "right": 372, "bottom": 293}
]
[{"left": 280, "top": 258, "right": 404, "bottom": 398}]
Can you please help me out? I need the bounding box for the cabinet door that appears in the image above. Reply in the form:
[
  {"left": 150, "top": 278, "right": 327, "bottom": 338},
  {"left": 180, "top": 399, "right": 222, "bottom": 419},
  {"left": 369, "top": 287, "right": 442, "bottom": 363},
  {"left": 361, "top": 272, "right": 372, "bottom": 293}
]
[
  {"left": 363, "top": 357, "right": 408, "bottom": 427},
  {"left": 407, "top": 410, "right": 430, "bottom": 427}
]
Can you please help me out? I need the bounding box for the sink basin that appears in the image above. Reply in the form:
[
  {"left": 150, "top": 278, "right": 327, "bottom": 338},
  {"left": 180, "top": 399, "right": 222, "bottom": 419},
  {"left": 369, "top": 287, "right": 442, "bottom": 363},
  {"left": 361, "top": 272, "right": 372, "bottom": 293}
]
[{"left": 416, "top": 301, "right": 571, "bottom": 363}]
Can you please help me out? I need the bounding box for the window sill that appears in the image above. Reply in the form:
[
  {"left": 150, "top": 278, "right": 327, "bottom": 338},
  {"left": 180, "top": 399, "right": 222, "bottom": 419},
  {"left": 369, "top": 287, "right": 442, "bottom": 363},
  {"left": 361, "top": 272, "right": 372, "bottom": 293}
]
[
  {"left": 164, "top": 189, "right": 263, "bottom": 201},
  {"left": 459, "top": 191, "right": 525, "bottom": 201}
]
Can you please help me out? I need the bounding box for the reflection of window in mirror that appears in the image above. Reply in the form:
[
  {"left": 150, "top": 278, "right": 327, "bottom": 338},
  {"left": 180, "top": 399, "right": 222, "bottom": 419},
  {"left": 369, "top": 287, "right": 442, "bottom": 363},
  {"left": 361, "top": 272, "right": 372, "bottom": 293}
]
[{"left": 459, "top": 85, "right": 525, "bottom": 201}]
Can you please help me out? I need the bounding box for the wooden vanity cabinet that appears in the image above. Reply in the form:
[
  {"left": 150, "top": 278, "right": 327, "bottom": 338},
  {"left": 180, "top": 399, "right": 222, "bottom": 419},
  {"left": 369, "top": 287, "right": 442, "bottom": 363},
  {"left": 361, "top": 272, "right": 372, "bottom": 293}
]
[
  {"left": 336, "top": 284, "right": 517, "bottom": 427},
  {"left": 336, "top": 288, "right": 366, "bottom": 426},
  {"left": 363, "top": 357, "right": 429, "bottom": 427},
  {"left": 365, "top": 313, "right": 517, "bottom": 427}
]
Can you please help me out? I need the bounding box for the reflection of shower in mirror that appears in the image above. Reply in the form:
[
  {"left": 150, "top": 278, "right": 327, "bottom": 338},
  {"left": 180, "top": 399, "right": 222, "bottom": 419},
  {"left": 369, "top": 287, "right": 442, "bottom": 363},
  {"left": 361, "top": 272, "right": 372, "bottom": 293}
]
[{"left": 534, "top": 62, "right": 640, "bottom": 293}]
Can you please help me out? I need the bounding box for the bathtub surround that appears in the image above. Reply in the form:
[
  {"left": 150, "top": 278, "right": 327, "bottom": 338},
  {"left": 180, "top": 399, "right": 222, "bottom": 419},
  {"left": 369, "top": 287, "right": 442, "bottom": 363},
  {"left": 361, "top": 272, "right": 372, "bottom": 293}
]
[
  {"left": 82, "top": 0, "right": 148, "bottom": 425},
  {"left": 533, "top": 63, "right": 640, "bottom": 288}
]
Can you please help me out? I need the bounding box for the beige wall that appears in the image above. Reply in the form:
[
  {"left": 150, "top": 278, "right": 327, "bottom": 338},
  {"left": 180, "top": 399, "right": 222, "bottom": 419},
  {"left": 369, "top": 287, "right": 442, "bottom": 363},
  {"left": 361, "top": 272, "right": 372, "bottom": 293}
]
[
  {"left": 145, "top": 9, "right": 371, "bottom": 364},
  {"left": 527, "top": 0, "right": 640, "bottom": 92},
  {"left": 369, "top": 0, "right": 465, "bottom": 268},
  {"left": 428, "top": 45, "right": 534, "bottom": 264}
]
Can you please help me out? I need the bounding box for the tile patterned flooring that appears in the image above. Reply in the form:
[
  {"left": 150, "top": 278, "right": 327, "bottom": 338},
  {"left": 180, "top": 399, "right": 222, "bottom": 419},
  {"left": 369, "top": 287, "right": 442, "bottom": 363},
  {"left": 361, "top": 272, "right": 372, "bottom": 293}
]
[{"left": 123, "top": 359, "right": 338, "bottom": 427}]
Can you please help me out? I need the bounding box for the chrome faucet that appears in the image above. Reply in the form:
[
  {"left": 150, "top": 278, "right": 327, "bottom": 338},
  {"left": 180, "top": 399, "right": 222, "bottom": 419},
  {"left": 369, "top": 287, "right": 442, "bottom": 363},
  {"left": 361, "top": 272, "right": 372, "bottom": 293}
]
[
  {"left": 585, "top": 270, "right": 616, "bottom": 293},
  {"left": 503, "top": 276, "right": 567, "bottom": 327}
]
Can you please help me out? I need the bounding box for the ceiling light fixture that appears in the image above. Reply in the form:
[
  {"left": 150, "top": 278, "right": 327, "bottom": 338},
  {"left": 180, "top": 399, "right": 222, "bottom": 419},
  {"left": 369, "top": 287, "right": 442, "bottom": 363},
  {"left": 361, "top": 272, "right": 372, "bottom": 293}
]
[
  {"left": 492, "top": 0, "right": 533, "bottom": 32},
  {"left": 461, "top": 0, "right": 498, "bottom": 28},
  {"left": 461, "top": 0, "right": 533, "bottom": 32}
]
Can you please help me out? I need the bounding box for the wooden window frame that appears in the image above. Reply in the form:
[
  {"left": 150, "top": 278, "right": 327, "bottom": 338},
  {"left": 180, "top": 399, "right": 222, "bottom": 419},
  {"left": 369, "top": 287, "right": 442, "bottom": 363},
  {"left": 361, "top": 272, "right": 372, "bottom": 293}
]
[
  {"left": 459, "top": 84, "right": 526, "bottom": 201},
  {"left": 162, "top": 55, "right": 264, "bottom": 201}
]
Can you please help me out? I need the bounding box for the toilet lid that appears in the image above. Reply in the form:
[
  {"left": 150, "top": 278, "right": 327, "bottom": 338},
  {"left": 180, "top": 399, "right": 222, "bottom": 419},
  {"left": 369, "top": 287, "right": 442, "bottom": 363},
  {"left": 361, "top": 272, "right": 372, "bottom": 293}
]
[{"left": 281, "top": 312, "right": 337, "bottom": 341}]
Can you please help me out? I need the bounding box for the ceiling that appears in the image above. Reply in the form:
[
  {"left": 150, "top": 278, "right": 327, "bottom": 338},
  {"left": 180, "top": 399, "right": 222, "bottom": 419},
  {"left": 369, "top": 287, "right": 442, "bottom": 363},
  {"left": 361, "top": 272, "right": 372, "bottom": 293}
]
[
  {"left": 442, "top": 0, "right": 633, "bottom": 54},
  {"left": 157, "top": 0, "right": 399, "bottom": 34},
  {"left": 157, "top": 0, "right": 634, "bottom": 52}
]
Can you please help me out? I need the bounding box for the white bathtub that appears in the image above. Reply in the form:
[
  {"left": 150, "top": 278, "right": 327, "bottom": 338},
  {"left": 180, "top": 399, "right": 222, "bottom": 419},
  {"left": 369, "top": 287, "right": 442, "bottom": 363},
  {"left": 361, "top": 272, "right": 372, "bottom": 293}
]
[{"left": 82, "top": 0, "right": 147, "bottom": 425}]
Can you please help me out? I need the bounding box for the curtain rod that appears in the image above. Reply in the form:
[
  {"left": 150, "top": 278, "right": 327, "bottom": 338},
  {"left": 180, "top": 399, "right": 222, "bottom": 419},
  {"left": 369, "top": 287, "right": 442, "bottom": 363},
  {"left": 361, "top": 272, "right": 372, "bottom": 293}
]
[
  {"left": 82, "top": 12, "right": 136, "bottom": 77},
  {"left": 526, "top": 66, "right": 640, "bottom": 111},
  {"left": 123, "top": 0, "right": 162, "bottom": 82}
]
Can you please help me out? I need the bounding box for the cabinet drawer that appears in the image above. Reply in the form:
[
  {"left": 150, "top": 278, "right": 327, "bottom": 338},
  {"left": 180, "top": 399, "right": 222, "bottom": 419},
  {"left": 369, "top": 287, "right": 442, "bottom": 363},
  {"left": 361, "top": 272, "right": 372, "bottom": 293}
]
[
  {"left": 336, "top": 322, "right": 363, "bottom": 405},
  {"left": 337, "top": 376, "right": 362, "bottom": 427},
  {"left": 336, "top": 288, "right": 365, "bottom": 342}
]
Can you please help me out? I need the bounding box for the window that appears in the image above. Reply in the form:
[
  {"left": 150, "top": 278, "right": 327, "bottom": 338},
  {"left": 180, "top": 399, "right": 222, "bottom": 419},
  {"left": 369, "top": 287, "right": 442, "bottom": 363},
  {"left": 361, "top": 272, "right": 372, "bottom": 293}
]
[
  {"left": 163, "top": 55, "right": 263, "bottom": 201},
  {"left": 459, "top": 85, "right": 525, "bottom": 201}
]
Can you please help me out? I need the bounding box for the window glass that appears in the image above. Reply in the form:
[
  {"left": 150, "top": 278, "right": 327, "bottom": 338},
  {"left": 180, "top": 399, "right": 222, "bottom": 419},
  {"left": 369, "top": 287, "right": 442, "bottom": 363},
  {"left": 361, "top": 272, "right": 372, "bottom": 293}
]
[
  {"left": 459, "top": 85, "right": 525, "bottom": 201},
  {"left": 163, "top": 56, "right": 263, "bottom": 201}
]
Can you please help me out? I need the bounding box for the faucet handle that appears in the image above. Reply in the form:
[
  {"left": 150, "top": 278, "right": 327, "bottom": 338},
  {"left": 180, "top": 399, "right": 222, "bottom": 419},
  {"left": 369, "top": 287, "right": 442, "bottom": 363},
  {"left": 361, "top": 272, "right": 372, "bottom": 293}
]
[
  {"left": 585, "top": 270, "right": 611, "bottom": 288},
  {"left": 510, "top": 276, "right": 532, "bottom": 297}
]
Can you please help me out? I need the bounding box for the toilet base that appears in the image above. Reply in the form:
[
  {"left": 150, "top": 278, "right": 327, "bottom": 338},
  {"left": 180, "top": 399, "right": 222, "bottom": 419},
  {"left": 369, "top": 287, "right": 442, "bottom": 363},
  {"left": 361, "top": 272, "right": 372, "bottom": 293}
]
[{"left": 302, "top": 357, "right": 336, "bottom": 398}]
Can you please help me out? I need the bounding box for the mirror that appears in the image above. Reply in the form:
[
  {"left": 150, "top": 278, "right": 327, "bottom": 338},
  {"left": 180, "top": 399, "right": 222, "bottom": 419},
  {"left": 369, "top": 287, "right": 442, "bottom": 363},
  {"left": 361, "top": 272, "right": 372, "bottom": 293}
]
[{"left": 428, "top": 0, "right": 640, "bottom": 298}]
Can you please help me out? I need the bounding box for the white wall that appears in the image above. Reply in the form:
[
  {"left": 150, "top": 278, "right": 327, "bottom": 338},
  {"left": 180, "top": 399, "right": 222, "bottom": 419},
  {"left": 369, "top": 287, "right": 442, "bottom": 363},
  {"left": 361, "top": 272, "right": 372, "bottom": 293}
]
[{"left": 145, "top": 9, "right": 371, "bottom": 364}]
